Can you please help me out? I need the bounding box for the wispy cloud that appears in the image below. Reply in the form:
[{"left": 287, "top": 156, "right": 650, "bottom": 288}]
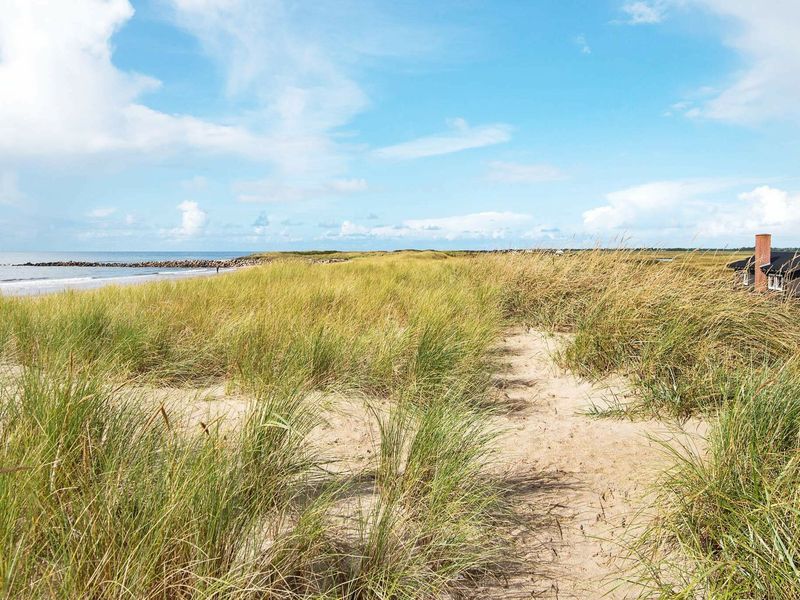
[
  {"left": 0, "top": 0, "right": 438, "bottom": 179},
  {"left": 487, "top": 161, "right": 565, "bottom": 183},
  {"left": 335, "top": 211, "right": 533, "bottom": 240},
  {"left": 619, "top": 1, "right": 666, "bottom": 24},
  {"left": 574, "top": 34, "right": 592, "bottom": 54},
  {"left": 87, "top": 207, "right": 117, "bottom": 219},
  {"left": 181, "top": 176, "right": 209, "bottom": 192},
  {"left": 373, "top": 118, "right": 512, "bottom": 160},
  {"left": 670, "top": 1, "right": 800, "bottom": 124},
  {"left": 0, "top": 172, "right": 23, "bottom": 205},
  {"left": 236, "top": 178, "right": 368, "bottom": 203}
]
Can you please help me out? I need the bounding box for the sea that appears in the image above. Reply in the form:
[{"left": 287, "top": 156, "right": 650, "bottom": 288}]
[{"left": 0, "top": 251, "right": 245, "bottom": 297}]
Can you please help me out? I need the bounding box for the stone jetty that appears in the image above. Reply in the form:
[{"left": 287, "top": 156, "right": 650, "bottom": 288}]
[{"left": 14, "top": 256, "right": 264, "bottom": 269}]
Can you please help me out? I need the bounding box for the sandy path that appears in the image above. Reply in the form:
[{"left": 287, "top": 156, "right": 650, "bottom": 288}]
[
  {"left": 487, "top": 328, "right": 705, "bottom": 599},
  {"left": 119, "top": 326, "right": 706, "bottom": 598}
]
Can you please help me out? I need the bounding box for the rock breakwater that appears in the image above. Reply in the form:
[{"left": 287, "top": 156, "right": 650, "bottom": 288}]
[{"left": 14, "top": 257, "right": 264, "bottom": 269}]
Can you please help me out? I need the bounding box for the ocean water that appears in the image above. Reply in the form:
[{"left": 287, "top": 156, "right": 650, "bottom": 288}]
[{"left": 0, "top": 251, "right": 245, "bottom": 297}]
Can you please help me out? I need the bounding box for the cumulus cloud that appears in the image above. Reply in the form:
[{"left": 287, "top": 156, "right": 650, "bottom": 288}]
[
  {"left": 698, "top": 186, "right": 800, "bottom": 237},
  {"left": 0, "top": 0, "right": 287, "bottom": 160},
  {"left": 0, "top": 0, "right": 433, "bottom": 179},
  {"left": 373, "top": 118, "right": 512, "bottom": 160},
  {"left": 172, "top": 201, "right": 207, "bottom": 237},
  {"left": 252, "top": 211, "right": 270, "bottom": 235},
  {"left": 583, "top": 179, "right": 800, "bottom": 242},
  {"left": 487, "top": 161, "right": 565, "bottom": 183},
  {"left": 582, "top": 179, "right": 741, "bottom": 231},
  {"left": 335, "top": 211, "right": 533, "bottom": 240}
]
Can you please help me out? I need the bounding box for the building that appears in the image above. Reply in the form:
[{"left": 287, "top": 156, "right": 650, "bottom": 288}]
[{"left": 727, "top": 234, "right": 800, "bottom": 297}]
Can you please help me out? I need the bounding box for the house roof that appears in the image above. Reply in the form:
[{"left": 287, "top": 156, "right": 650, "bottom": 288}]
[{"left": 727, "top": 251, "right": 800, "bottom": 275}]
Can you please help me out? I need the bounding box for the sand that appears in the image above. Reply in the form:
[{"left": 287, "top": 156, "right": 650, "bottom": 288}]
[
  {"left": 118, "top": 327, "right": 707, "bottom": 598},
  {"left": 483, "top": 328, "right": 706, "bottom": 598}
]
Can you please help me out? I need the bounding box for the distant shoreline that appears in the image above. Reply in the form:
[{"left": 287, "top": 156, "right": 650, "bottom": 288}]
[
  {"left": 0, "top": 267, "right": 237, "bottom": 298},
  {"left": 10, "top": 257, "right": 260, "bottom": 269}
]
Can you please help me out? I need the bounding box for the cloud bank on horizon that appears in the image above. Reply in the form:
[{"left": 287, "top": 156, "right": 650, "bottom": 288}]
[{"left": 0, "top": 0, "right": 798, "bottom": 250}]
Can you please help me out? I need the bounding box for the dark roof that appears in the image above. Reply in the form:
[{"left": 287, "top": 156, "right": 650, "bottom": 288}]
[
  {"left": 727, "top": 256, "right": 754, "bottom": 270},
  {"left": 727, "top": 251, "right": 800, "bottom": 275}
]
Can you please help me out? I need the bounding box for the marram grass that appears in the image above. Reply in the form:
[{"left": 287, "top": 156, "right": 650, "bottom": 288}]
[
  {"left": 0, "top": 254, "right": 508, "bottom": 599},
  {"left": 0, "top": 256, "right": 500, "bottom": 398},
  {"left": 3, "top": 250, "right": 800, "bottom": 598},
  {"left": 489, "top": 249, "right": 800, "bottom": 598}
]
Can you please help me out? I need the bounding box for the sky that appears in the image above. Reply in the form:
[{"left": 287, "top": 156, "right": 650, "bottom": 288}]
[{"left": 1, "top": 0, "right": 799, "bottom": 251}]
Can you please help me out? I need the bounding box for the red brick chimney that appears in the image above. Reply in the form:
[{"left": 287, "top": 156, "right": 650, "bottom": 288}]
[{"left": 755, "top": 233, "right": 772, "bottom": 292}]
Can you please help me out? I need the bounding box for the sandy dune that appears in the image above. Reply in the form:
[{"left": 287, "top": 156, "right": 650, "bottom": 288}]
[
  {"left": 484, "top": 328, "right": 706, "bottom": 599},
  {"left": 118, "top": 327, "right": 706, "bottom": 598}
]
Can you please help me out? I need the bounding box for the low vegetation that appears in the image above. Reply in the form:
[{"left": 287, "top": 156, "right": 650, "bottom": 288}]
[
  {"left": 494, "top": 250, "right": 800, "bottom": 597},
  {"left": 2, "top": 249, "right": 799, "bottom": 597},
  {"left": 0, "top": 255, "right": 508, "bottom": 599}
]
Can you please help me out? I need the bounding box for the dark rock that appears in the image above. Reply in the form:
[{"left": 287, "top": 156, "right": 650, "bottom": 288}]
[{"left": 14, "top": 257, "right": 265, "bottom": 269}]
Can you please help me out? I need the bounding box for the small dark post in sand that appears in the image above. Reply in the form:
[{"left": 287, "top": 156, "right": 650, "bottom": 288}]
[{"left": 216, "top": 266, "right": 220, "bottom": 274}]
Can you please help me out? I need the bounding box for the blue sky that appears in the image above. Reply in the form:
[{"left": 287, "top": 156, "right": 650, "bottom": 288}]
[{"left": 1, "top": 0, "right": 799, "bottom": 251}]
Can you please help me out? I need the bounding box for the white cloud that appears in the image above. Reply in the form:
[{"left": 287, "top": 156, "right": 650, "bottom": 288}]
[
  {"left": 583, "top": 178, "right": 742, "bottom": 231},
  {"left": 0, "top": 0, "right": 429, "bottom": 179},
  {"left": 373, "top": 118, "right": 512, "bottom": 160},
  {"left": 487, "top": 161, "right": 565, "bottom": 183},
  {"left": 620, "top": 1, "right": 667, "bottom": 24},
  {"left": 171, "top": 200, "right": 207, "bottom": 237},
  {"left": 166, "top": 0, "right": 375, "bottom": 176},
  {"left": 169, "top": 0, "right": 368, "bottom": 133},
  {"left": 0, "top": 0, "right": 288, "bottom": 160},
  {"left": 698, "top": 186, "right": 800, "bottom": 237},
  {"left": 336, "top": 211, "right": 533, "bottom": 240},
  {"left": 655, "top": 1, "right": 800, "bottom": 124},
  {"left": 252, "top": 212, "right": 271, "bottom": 235},
  {"left": 575, "top": 34, "right": 592, "bottom": 54},
  {"left": 236, "top": 178, "right": 369, "bottom": 203},
  {"left": 582, "top": 179, "right": 800, "bottom": 242},
  {"left": 87, "top": 207, "right": 117, "bottom": 218}
]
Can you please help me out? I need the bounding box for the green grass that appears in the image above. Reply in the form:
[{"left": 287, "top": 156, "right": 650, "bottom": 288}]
[
  {"left": 0, "top": 254, "right": 509, "bottom": 599},
  {"left": 494, "top": 249, "right": 800, "bottom": 417},
  {"left": 4, "top": 248, "right": 800, "bottom": 598},
  {"left": 492, "top": 249, "right": 800, "bottom": 597},
  {"left": 0, "top": 256, "right": 500, "bottom": 395}
]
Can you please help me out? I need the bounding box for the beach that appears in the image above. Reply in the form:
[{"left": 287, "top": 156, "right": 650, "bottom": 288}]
[
  {"left": 0, "top": 251, "right": 247, "bottom": 297},
  {"left": 0, "top": 267, "right": 234, "bottom": 296}
]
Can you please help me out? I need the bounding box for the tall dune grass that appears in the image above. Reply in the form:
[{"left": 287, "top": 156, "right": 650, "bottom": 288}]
[
  {"left": 5, "top": 249, "right": 800, "bottom": 597},
  {"left": 0, "top": 255, "right": 508, "bottom": 599},
  {"left": 493, "top": 250, "right": 800, "bottom": 417},
  {"left": 637, "top": 372, "right": 800, "bottom": 598},
  {"left": 492, "top": 249, "right": 800, "bottom": 597},
  {"left": 0, "top": 256, "right": 500, "bottom": 397}
]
